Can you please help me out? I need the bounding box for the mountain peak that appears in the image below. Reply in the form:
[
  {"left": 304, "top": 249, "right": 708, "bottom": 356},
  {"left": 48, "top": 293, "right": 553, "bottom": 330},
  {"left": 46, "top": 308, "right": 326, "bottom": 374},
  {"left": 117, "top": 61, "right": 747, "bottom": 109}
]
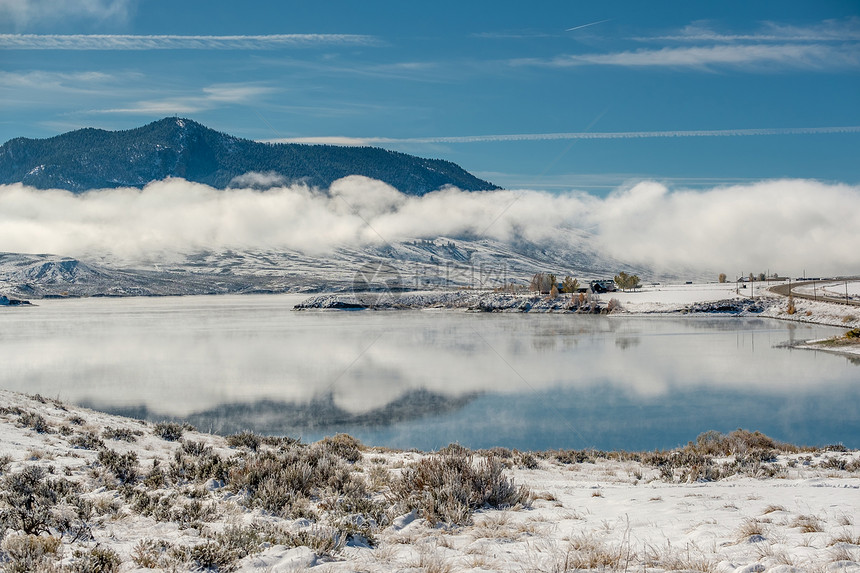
[{"left": 0, "top": 118, "right": 499, "bottom": 194}]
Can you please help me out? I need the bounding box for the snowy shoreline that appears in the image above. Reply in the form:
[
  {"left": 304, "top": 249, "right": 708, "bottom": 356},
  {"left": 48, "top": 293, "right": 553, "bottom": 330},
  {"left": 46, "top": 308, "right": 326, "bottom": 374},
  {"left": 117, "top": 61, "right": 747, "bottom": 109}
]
[
  {"left": 295, "top": 282, "right": 860, "bottom": 328},
  {"left": 295, "top": 284, "right": 860, "bottom": 363},
  {"left": 1, "top": 390, "right": 859, "bottom": 572}
]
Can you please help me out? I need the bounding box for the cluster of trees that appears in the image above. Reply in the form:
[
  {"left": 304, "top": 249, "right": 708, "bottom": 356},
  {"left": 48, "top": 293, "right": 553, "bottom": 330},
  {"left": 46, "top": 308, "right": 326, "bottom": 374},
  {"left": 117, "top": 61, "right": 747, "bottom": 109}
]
[
  {"left": 719, "top": 272, "right": 782, "bottom": 283},
  {"left": 531, "top": 271, "right": 642, "bottom": 296},
  {"left": 529, "top": 273, "right": 580, "bottom": 297},
  {"left": 613, "top": 271, "right": 640, "bottom": 291}
]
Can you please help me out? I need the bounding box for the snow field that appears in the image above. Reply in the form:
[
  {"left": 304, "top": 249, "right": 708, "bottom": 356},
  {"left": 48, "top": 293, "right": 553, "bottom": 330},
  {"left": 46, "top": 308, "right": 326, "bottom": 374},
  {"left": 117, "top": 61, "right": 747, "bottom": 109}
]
[{"left": 0, "top": 391, "right": 858, "bottom": 572}]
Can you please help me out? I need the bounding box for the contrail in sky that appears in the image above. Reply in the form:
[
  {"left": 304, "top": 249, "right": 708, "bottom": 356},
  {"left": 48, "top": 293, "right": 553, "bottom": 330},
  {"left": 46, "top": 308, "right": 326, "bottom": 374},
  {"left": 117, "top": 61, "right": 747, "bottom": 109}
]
[
  {"left": 268, "top": 126, "right": 860, "bottom": 146},
  {"left": 565, "top": 19, "right": 611, "bottom": 32}
]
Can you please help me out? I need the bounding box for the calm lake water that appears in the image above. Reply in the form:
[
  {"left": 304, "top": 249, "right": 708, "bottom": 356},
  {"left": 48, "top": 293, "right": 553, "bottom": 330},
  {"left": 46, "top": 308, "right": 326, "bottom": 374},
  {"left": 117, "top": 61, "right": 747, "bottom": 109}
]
[{"left": 1, "top": 294, "right": 857, "bottom": 451}]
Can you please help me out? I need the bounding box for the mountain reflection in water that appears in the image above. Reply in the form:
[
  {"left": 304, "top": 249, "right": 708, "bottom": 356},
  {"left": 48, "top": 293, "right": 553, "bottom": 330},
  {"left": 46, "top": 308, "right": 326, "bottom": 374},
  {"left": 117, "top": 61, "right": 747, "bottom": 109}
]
[
  {"left": 85, "top": 389, "right": 477, "bottom": 437},
  {"left": 1, "top": 294, "right": 857, "bottom": 450}
]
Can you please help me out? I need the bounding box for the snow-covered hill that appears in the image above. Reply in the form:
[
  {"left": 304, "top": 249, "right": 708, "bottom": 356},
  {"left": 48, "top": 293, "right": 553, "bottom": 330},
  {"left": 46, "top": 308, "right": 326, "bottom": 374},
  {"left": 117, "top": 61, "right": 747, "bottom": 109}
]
[{"left": 0, "top": 229, "right": 664, "bottom": 298}]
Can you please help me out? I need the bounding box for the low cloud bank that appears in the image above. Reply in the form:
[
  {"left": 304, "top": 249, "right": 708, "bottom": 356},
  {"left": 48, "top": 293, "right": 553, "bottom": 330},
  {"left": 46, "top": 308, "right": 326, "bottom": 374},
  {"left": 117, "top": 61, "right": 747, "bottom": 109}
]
[{"left": 1, "top": 176, "right": 857, "bottom": 277}]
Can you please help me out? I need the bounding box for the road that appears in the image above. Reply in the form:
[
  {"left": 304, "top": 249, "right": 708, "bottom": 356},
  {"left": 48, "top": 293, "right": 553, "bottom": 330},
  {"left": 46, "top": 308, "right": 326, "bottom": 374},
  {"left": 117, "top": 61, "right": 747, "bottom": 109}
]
[{"left": 770, "top": 279, "right": 860, "bottom": 307}]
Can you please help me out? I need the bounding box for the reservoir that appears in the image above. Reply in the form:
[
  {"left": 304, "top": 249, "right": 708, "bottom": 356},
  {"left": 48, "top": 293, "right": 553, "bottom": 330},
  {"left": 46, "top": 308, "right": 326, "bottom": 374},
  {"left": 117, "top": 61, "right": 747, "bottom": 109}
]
[{"left": 1, "top": 294, "right": 856, "bottom": 451}]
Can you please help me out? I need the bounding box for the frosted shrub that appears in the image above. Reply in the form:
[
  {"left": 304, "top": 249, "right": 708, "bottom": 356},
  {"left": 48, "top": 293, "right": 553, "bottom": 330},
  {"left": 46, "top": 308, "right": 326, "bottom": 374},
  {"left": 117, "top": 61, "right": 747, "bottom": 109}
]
[
  {"left": 393, "top": 449, "right": 528, "bottom": 526},
  {"left": 18, "top": 411, "right": 52, "bottom": 434},
  {"left": 0, "top": 466, "right": 67, "bottom": 535},
  {"left": 69, "top": 432, "right": 105, "bottom": 450},
  {"left": 228, "top": 444, "right": 360, "bottom": 517},
  {"left": 226, "top": 430, "right": 261, "bottom": 451},
  {"left": 70, "top": 546, "right": 121, "bottom": 573},
  {"left": 102, "top": 426, "right": 141, "bottom": 442},
  {"left": 319, "top": 433, "right": 364, "bottom": 463},
  {"left": 97, "top": 449, "right": 139, "bottom": 485},
  {"left": 153, "top": 422, "right": 185, "bottom": 441},
  {"left": 189, "top": 541, "right": 240, "bottom": 572},
  {"left": 1, "top": 533, "right": 62, "bottom": 573}
]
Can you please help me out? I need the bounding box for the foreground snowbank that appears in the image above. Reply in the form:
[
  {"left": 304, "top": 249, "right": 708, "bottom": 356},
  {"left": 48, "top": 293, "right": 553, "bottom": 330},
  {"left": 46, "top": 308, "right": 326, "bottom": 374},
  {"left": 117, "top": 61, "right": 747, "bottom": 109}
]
[{"left": 0, "top": 390, "right": 858, "bottom": 572}]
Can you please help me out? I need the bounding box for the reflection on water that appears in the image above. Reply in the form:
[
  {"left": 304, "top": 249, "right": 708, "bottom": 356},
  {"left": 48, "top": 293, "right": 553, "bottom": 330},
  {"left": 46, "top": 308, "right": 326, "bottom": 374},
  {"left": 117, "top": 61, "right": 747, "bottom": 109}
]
[{"left": 0, "top": 294, "right": 856, "bottom": 450}]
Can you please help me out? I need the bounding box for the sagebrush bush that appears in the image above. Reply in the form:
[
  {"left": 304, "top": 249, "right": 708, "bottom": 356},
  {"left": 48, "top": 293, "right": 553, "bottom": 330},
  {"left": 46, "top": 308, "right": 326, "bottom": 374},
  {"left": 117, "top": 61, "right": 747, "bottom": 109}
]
[
  {"left": 1, "top": 533, "right": 62, "bottom": 573},
  {"left": 18, "top": 411, "right": 52, "bottom": 434},
  {"left": 0, "top": 466, "right": 73, "bottom": 535},
  {"left": 69, "top": 432, "right": 105, "bottom": 450},
  {"left": 518, "top": 452, "right": 539, "bottom": 469},
  {"left": 102, "top": 426, "right": 141, "bottom": 442},
  {"left": 153, "top": 422, "right": 185, "bottom": 441},
  {"left": 97, "top": 449, "right": 139, "bottom": 485},
  {"left": 393, "top": 450, "right": 528, "bottom": 526},
  {"left": 170, "top": 447, "right": 233, "bottom": 485},
  {"left": 319, "top": 433, "right": 364, "bottom": 463},
  {"left": 226, "top": 431, "right": 261, "bottom": 451},
  {"left": 259, "top": 524, "right": 345, "bottom": 556},
  {"left": 189, "top": 541, "right": 240, "bottom": 572},
  {"left": 180, "top": 440, "right": 211, "bottom": 457},
  {"left": 227, "top": 442, "right": 366, "bottom": 518},
  {"left": 70, "top": 546, "right": 122, "bottom": 573},
  {"left": 687, "top": 429, "right": 789, "bottom": 456},
  {"left": 131, "top": 539, "right": 168, "bottom": 569}
]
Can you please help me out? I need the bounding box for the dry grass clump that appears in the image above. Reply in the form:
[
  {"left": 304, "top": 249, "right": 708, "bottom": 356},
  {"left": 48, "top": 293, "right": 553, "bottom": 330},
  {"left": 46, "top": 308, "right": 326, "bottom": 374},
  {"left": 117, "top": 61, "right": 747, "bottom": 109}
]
[
  {"left": 391, "top": 448, "right": 529, "bottom": 526},
  {"left": 737, "top": 518, "right": 768, "bottom": 541},
  {"left": 642, "top": 542, "right": 717, "bottom": 573},
  {"left": 792, "top": 515, "right": 824, "bottom": 533},
  {"left": 829, "top": 530, "right": 860, "bottom": 546},
  {"left": 555, "top": 534, "right": 635, "bottom": 571}
]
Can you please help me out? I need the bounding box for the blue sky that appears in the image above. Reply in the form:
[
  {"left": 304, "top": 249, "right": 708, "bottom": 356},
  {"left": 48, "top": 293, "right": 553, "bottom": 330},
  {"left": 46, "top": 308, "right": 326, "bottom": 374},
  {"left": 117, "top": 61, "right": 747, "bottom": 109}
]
[{"left": 1, "top": 0, "right": 859, "bottom": 192}]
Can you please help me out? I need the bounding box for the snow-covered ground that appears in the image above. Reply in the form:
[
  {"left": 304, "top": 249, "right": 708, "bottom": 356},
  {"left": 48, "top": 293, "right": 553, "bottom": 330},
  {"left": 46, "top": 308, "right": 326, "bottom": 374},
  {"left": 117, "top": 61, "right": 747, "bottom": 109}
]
[
  {"left": 296, "top": 280, "right": 860, "bottom": 328},
  {"left": 608, "top": 281, "right": 748, "bottom": 312},
  {"left": 0, "top": 391, "right": 858, "bottom": 572},
  {"left": 794, "top": 281, "right": 860, "bottom": 302}
]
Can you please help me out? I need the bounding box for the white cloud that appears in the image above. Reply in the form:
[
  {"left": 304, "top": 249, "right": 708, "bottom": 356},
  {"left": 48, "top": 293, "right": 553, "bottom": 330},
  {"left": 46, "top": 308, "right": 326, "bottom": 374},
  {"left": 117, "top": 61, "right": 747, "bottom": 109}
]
[
  {"left": 0, "top": 70, "right": 113, "bottom": 89},
  {"left": 594, "top": 179, "right": 860, "bottom": 276},
  {"left": 513, "top": 43, "right": 860, "bottom": 70},
  {"left": 227, "top": 172, "right": 290, "bottom": 189},
  {"left": 95, "top": 83, "right": 273, "bottom": 114},
  {"left": 0, "top": 33, "right": 379, "bottom": 49},
  {"left": 508, "top": 18, "right": 860, "bottom": 72},
  {"left": 1, "top": 177, "right": 858, "bottom": 277},
  {"left": 647, "top": 18, "right": 860, "bottom": 43},
  {"left": 0, "top": 0, "right": 133, "bottom": 31}
]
